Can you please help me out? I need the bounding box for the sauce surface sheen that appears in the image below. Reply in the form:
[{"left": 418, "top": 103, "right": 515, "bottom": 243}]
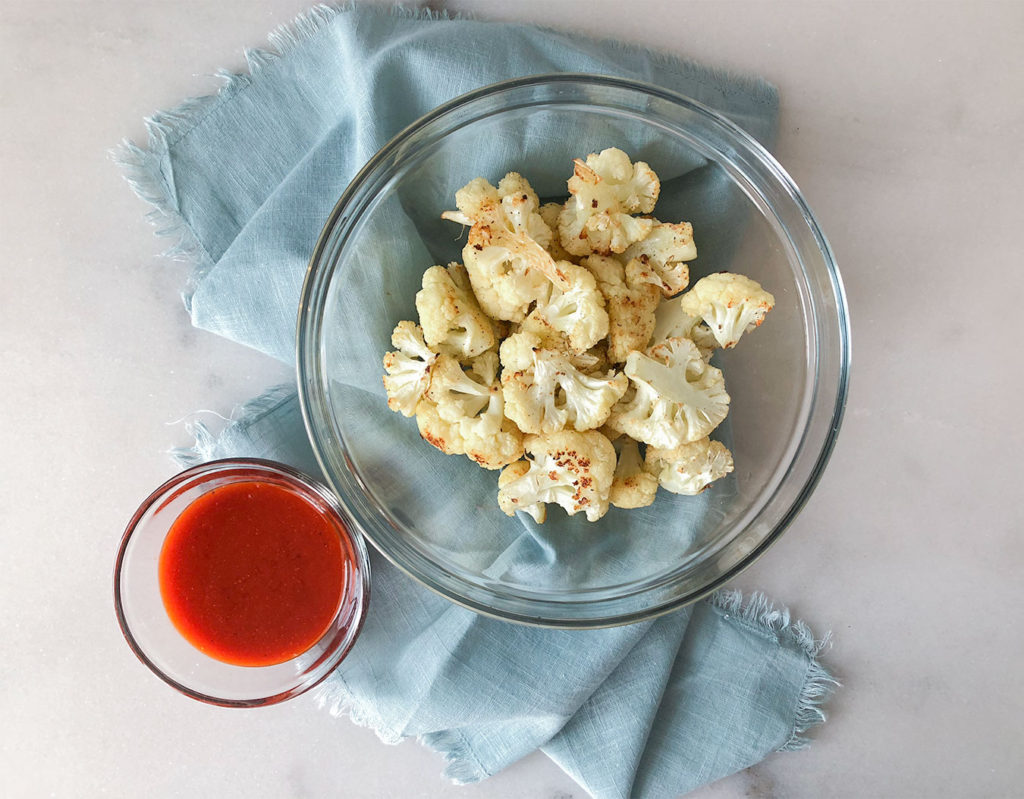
[{"left": 158, "top": 481, "right": 346, "bottom": 667}]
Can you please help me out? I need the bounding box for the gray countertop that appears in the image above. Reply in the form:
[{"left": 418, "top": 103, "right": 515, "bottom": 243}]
[{"left": 3, "top": 1, "right": 1021, "bottom": 796}]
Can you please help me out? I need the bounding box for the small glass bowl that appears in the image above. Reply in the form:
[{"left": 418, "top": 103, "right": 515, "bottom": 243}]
[{"left": 114, "top": 458, "right": 370, "bottom": 707}]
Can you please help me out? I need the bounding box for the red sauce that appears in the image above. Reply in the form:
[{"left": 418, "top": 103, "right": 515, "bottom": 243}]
[{"left": 158, "top": 481, "right": 346, "bottom": 667}]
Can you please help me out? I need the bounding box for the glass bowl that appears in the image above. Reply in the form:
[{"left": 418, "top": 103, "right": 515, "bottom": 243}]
[
  {"left": 114, "top": 458, "right": 370, "bottom": 706},
  {"left": 297, "top": 74, "right": 850, "bottom": 627}
]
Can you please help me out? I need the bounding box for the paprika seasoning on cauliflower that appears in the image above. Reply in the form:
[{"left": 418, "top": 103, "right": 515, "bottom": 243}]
[
  {"left": 558, "top": 147, "right": 659, "bottom": 256},
  {"left": 442, "top": 173, "right": 567, "bottom": 322},
  {"left": 381, "top": 149, "right": 774, "bottom": 523},
  {"left": 415, "top": 263, "right": 496, "bottom": 361},
  {"left": 497, "top": 431, "right": 616, "bottom": 523},
  {"left": 500, "top": 331, "right": 628, "bottom": 435}
]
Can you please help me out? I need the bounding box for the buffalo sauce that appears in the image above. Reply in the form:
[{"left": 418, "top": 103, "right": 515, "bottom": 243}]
[{"left": 158, "top": 481, "right": 346, "bottom": 667}]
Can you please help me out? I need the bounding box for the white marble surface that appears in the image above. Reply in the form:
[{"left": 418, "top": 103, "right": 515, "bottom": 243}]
[{"left": 2, "top": 1, "right": 1022, "bottom": 796}]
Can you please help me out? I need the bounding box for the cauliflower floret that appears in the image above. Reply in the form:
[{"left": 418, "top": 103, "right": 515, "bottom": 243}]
[
  {"left": 513, "top": 319, "right": 609, "bottom": 375},
  {"left": 415, "top": 263, "right": 496, "bottom": 360},
  {"left": 443, "top": 174, "right": 568, "bottom": 321},
  {"left": 497, "top": 431, "right": 616, "bottom": 522},
  {"left": 646, "top": 438, "right": 734, "bottom": 495},
  {"left": 461, "top": 245, "right": 550, "bottom": 323},
  {"left": 500, "top": 332, "right": 628, "bottom": 435},
  {"left": 620, "top": 221, "right": 696, "bottom": 297},
  {"left": 425, "top": 351, "right": 498, "bottom": 421},
  {"left": 650, "top": 296, "right": 718, "bottom": 359},
  {"left": 679, "top": 273, "right": 775, "bottom": 349},
  {"left": 494, "top": 172, "right": 554, "bottom": 250},
  {"left": 558, "top": 148, "right": 659, "bottom": 256},
  {"left": 520, "top": 261, "right": 609, "bottom": 354},
  {"left": 539, "top": 202, "right": 576, "bottom": 262},
  {"left": 415, "top": 398, "right": 465, "bottom": 456},
  {"left": 461, "top": 401, "right": 525, "bottom": 470},
  {"left": 382, "top": 321, "right": 438, "bottom": 417},
  {"left": 607, "top": 336, "right": 730, "bottom": 448},
  {"left": 421, "top": 351, "right": 524, "bottom": 469},
  {"left": 609, "top": 437, "right": 659, "bottom": 509},
  {"left": 582, "top": 255, "right": 661, "bottom": 363}
]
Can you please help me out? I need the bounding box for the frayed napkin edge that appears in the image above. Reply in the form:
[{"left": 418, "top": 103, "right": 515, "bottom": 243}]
[
  {"left": 108, "top": 4, "right": 358, "bottom": 304},
  {"left": 314, "top": 675, "right": 492, "bottom": 784},
  {"left": 709, "top": 589, "right": 840, "bottom": 752},
  {"left": 306, "top": 589, "right": 838, "bottom": 787},
  {"left": 109, "top": 1, "right": 777, "bottom": 310}
]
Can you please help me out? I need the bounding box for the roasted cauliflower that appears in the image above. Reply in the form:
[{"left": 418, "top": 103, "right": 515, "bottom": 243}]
[
  {"left": 497, "top": 431, "right": 617, "bottom": 522},
  {"left": 650, "top": 296, "right": 718, "bottom": 360},
  {"left": 609, "top": 436, "right": 659, "bottom": 509},
  {"left": 381, "top": 151, "right": 772, "bottom": 521},
  {"left": 679, "top": 272, "right": 775, "bottom": 349},
  {"left": 558, "top": 148, "right": 659, "bottom": 256},
  {"left": 520, "top": 261, "right": 610, "bottom": 354},
  {"left": 382, "top": 321, "right": 438, "bottom": 417},
  {"left": 620, "top": 220, "right": 696, "bottom": 297},
  {"left": 415, "top": 263, "right": 496, "bottom": 361},
  {"left": 646, "top": 437, "right": 735, "bottom": 495},
  {"left": 500, "top": 332, "right": 628, "bottom": 435},
  {"left": 443, "top": 173, "right": 568, "bottom": 322},
  {"left": 582, "top": 255, "right": 661, "bottom": 363},
  {"left": 607, "top": 336, "right": 730, "bottom": 448},
  {"left": 419, "top": 352, "right": 524, "bottom": 469},
  {"left": 539, "top": 201, "right": 576, "bottom": 262}
]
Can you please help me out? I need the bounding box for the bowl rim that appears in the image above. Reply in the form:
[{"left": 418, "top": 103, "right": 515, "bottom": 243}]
[{"left": 296, "top": 72, "right": 851, "bottom": 628}]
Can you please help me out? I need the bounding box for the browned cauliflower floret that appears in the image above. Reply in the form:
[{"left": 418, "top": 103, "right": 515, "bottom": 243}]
[
  {"left": 582, "top": 255, "right": 661, "bottom": 363},
  {"left": 415, "top": 263, "right": 496, "bottom": 361},
  {"left": 520, "top": 261, "right": 609, "bottom": 354},
  {"left": 678, "top": 273, "right": 775, "bottom": 349},
  {"left": 646, "top": 437, "right": 734, "bottom": 495},
  {"left": 620, "top": 221, "right": 696, "bottom": 297},
  {"left": 415, "top": 398, "right": 465, "bottom": 456},
  {"left": 442, "top": 174, "right": 569, "bottom": 322},
  {"left": 609, "top": 436, "right": 659, "bottom": 509},
  {"left": 382, "top": 321, "right": 438, "bottom": 417},
  {"left": 420, "top": 351, "right": 524, "bottom": 469},
  {"left": 497, "top": 431, "right": 617, "bottom": 522},
  {"left": 558, "top": 148, "right": 659, "bottom": 256}
]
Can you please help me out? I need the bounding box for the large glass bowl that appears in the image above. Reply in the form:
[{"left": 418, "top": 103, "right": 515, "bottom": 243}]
[{"left": 297, "top": 75, "right": 850, "bottom": 627}]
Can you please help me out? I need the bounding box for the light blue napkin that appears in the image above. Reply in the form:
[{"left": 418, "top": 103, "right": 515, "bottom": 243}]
[{"left": 117, "top": 5, "right": 837, "bottom": 797}]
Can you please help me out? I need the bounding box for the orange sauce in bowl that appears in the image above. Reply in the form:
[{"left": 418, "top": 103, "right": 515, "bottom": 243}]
[{"left": 158, "top": 481, "right": 346, "bottom": 667}]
